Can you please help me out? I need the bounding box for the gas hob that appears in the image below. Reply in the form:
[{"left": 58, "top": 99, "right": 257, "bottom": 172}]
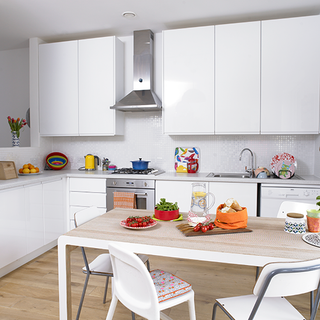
[{"left": 111, "top": 168, "right": 165, "bottom": 176}]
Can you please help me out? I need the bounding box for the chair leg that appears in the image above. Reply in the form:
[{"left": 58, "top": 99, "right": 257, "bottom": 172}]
[
  {"left": 106, "top": 295, "right": 118, "bottom": 320},
  {"left": 212, "top": 302, "right": 233, "bottom": 320},
  {"left": 146, "top": 260, "right": 150, "bottom": 272},
  {"left": 103, "top": 276, "right": 110, "bottom": 304},
  {"left": 310, "top": 290, "right": 314, "bottom": 315},
  {"left": 187, "top": 292, "right": 196, "bottom": 320},
  {"left": 131, "top": 311, "right": 136, "bottom": 320},
  {"left": 255, "top": 266, "right": 260, "bottom": 280},
  {"left": 76, "top": 272, "right": 90, "bottom": 320}
]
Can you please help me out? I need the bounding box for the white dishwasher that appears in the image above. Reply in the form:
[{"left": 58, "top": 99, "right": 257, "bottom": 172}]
[{"left": 260, "top": 184, "right": 320, "bottom": 217}]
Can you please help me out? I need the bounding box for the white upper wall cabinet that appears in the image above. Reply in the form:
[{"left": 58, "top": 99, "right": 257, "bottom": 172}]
[
  {"left": 261, "top": 15, "right": 320, "bottom": 134},
  {"left": 39, "top": 36, "right": 124, "bottom": 136},
  {"left": 78, "top": 37, "right": 123, "bottom": 136},
  {"left": 162, "top": 26, "right": 215, "bottom": 135},
  {"left": 39, "top": 40, "right": 79, "bottom": 135},
  {"left": 215, "top": 21, "right": 261, "bottom": 134}
]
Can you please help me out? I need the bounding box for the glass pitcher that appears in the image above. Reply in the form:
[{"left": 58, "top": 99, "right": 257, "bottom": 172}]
[{"left": 189, "top": 183, "right": 215, "bottom": 222}]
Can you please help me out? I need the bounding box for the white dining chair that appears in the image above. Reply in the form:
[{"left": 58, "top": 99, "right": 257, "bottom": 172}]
[
  {"left": 212, "top": 258, "right": 320, "bottom": 320},
  {"left": 74, "top": 206, "right": 150, "bottom": 320},
  {"left": 277, "top": 201, "right": 316, "bottom": 218},
  {"left": 105, "top": 242, "right": 197, "bottom": 320}
]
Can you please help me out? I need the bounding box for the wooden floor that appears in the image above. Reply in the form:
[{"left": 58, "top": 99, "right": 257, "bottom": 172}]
[{"left": 0, "top": 246, "right": 318, "bottom": 320}]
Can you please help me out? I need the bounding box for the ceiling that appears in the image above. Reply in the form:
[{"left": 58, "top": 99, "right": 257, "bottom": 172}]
[{"left": 1, "top": 0, "right": 320, "bottom": 51}]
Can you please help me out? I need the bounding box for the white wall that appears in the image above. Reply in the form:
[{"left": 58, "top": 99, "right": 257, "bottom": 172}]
[{"left": 0, "top": 48, "right": 30, "bottom": 147}]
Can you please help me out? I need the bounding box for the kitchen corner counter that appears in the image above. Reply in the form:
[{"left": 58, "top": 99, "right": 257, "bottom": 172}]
[{"left": 1, "top": 169, "right": 320, "bottom": 191}]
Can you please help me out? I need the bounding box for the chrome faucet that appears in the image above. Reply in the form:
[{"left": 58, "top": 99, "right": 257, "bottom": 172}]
[{"left": 239, "top": 148, "right": 254, "bottom": 178}]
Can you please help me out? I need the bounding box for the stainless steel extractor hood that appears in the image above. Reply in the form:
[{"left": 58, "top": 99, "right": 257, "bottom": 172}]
[{"left": 110, "top": 30, "right": 162, "bottom": 112}]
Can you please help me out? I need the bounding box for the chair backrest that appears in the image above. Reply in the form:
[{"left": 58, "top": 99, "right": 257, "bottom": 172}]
[
  {"left": 108, "top": 243, "right": 160, "bottom": 319},
  {"left": 74, "top": 206, "right": 102, "bottom": 228},
  {"left": 253, "top": 258, "right": 320, "bottom": 298},
  {"left": 277, "top": 201, "right": 316, "bottom": 218}
]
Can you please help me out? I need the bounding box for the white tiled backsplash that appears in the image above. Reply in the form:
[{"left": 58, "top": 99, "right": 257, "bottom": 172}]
[
  {"left": 50, "top": 112, "right": 316, "bottom": 175},
  {"left": 0, "top": 112, "right": 317, "bottom": 175}
]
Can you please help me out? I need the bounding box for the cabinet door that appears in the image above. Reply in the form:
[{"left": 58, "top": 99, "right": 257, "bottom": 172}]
[
  {"left": 0, "top": 187, "right": 26, "bottom": 269},
  {"left": 39, "top": 41, "right": 79, "bottom": 135},
  {"left": 215, "top": 21, "right": 260, "bottom": 134},
  {"left": 261, "top": 15, "right": 320, "bottom": 134},
  {"left": 163, "top": 26, "right": 215, "bottom": 135},
  {"left": 25, "top": 183, "right": 44, "bottom": 253},
  {"left": 79, "top": 37, "right": 124, "bottom": 136},
  {"left": 209, "top": 182, "right": 257, "bottom": 217},
  {"left": 43, "top": 179, "right": 66, "bottom": 244}
]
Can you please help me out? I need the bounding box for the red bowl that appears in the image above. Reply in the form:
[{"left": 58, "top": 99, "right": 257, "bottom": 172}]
[{"left": 154, "top": 208, "right": 179, "bottom": 221}]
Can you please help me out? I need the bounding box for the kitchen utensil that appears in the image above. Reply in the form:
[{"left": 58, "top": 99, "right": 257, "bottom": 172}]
[
  {"left": 270, "top": 152, "right": 296, "bottom": 177},
  {"left": 83, "top": 154, "right": 99, "bottom": 170},
  {"left": 175, "top": 147, "right": 199, "bottom": 173},
  {"left": 46, "top": 152, "right": 68, "bottom": 170},
  {"left": 102, "top": 158, "right": 110, "bottom": 171},
  {"left": 188, "top": 183, "right": 215, "bottom": 224},
  {"left": 176, "top": 223, "right": 252, "bottom": 237},
  {"left": 284, "top": 213, "right": 306, "bottom": 234},
  {"left": 0, "top": 161, "right": 18, "bottom": 180},
  {"left": 131, "top": 158, "right": 150, "bottom": 170},
  {"left": 154, "top": 208, "right": 180, "bottom": 221}
]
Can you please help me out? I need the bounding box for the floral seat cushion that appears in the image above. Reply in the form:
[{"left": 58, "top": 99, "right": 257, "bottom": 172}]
[{"left": 150, "top": 269, "right": 192, "bottom": 302}]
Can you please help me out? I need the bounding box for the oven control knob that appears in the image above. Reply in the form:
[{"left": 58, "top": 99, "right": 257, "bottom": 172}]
[
  {"left": 304, "top": 190, "right": 310, "bottom": 197},
  {"left": 144, "top": 182, "right": 147, "bottom": 187},
  {"left": 113, "top": 180, "right": 117, "bottom": 185}
]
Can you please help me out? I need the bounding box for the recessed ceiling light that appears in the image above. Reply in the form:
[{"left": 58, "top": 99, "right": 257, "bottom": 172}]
[{"left": 122, "top": 11, "right": 136, "bottom": 19}]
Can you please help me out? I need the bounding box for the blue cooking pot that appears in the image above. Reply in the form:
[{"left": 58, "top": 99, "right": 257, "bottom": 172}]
[{"left": 131, "top": 158, "right": 150, "bottom": 170}]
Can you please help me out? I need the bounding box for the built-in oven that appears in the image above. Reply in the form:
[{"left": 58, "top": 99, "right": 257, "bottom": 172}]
[{"left": 106, "top": 178, "right": 155, "bottom": 211}]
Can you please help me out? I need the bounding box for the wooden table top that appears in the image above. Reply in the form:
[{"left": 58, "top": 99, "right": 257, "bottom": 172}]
[{"left": 64, "top": 208, "right": 320, "bottom": 267}]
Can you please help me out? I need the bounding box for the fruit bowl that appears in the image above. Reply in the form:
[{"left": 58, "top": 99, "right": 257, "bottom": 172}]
[{"left": 154, "top": 208, "right": 180, "bottom": 221}]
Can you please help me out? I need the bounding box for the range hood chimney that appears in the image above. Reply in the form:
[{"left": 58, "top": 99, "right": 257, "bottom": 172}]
[{"left": 110, "top": 30, "right": 162, "bottom": 112}]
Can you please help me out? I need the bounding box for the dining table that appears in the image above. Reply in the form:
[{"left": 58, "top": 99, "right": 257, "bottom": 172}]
[{"left": 58, "top": 208, "right": 320, "bottom": 320}]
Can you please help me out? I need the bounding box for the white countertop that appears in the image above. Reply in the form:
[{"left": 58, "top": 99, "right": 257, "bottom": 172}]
[{"left": 0, "top": 169, "right": 320, "bottom": 191}]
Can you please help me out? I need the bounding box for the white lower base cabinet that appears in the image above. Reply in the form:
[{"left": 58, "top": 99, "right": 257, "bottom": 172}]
[
  {"left": 0, "top": 178, "right": 66, "bottom": 277},
  {"left": 68, "top": 178, "right": 106, "bottom": 230},
  {"left": 209, "top": 182, "right": 258, "bottom": 216}
]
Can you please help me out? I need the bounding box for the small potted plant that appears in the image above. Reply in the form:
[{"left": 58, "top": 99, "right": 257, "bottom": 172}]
[
  {"left": 154, "top": 198, "right": 179, "bottom": 221},
  {"left": 306, "top": 196, "right": 320, "bottom": 232}
]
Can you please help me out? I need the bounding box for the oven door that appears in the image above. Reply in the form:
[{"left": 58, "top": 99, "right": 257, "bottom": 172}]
[{"left": 106, "top": 187, "right": 155, "bottom": 211}]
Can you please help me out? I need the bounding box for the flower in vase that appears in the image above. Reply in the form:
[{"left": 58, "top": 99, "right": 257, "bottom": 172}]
[{"left": 7, "top": 116, "right": 27, "bottom": 138}]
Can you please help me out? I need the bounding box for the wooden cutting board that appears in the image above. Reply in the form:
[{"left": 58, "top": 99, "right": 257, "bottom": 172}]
[{"left": 176, "top": 223, "right": 252, "bottom": 237}]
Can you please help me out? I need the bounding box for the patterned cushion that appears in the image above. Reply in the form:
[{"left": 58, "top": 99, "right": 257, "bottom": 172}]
[{"left": 150, "top": 269, "right": 192, "bottom": 302}]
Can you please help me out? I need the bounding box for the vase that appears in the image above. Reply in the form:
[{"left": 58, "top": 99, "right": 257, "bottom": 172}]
[{"left": 11, "top": 131, "right": 20, "bottom": 147}]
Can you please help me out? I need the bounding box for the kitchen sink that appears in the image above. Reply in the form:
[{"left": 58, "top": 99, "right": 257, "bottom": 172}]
[{"left": 206, "top": 172, "right": 251, "bottom": 178}]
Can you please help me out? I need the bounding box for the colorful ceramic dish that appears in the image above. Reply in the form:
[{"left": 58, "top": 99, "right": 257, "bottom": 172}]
[
  {"left": 46, "top": 152, "right": 68, "bottom": 170},
  {"left": 270, "top": 152, "right": 296, "bottom": 178}
]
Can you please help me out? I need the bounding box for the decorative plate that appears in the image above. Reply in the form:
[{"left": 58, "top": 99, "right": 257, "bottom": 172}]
[
  {"left": 18, "top": 172, "right": 42, "bottom": 176},
  {"left": 46, "top": 152, "right": 68, "bottom": 170},
  {"left": 302, "top": 233, "right": 320, "bottom": 248},
  {"left": 270, "top": 153, "right": 296, "bottom": 176},
  {"left": 120, "top": 220, "right": 157, "bottom": 230},
  {"left": 152, "top": 214, "right": 183, "bottom": 222}
]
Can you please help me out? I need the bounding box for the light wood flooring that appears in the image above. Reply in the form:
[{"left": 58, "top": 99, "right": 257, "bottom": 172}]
[{"left": 0, "top": 246, "right": 318, "bottom": 320}]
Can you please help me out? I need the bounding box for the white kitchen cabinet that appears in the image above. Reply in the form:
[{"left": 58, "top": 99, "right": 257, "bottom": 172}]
[
  {"left": 261, "top": 15, "right": 320, "bottom": 134},
  {"left": 0, "top": 187, "right": 26, "bottom": 270},
  {"left": 25, "top": 183, "right": 44, "bottom": 253},
  {"left": 209, "top": 182, "right": 258, "bottom": 216},
  {"left": 43, "top": 179, "right": 66, "bottom": 244},
  {"left": 215, "top": 21, "right": 260, "bottom": 134},
  {"left": 69, "top": 178, "right": 106, "bottom": 230},
  {"left": 156, "top": 180, "right": 201, "bottom": 213},
  {"left": 162, "top": 26, "right": 215, "bottom": 135},
  {"left": 78, "top": 37, "right": 124, "bottom": 136},
  {"left": 39, "top": 40, "right": 79, "bottom": 135},
  {"left": 39, "top": 36, "right": 124, "bottom": 136}
]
